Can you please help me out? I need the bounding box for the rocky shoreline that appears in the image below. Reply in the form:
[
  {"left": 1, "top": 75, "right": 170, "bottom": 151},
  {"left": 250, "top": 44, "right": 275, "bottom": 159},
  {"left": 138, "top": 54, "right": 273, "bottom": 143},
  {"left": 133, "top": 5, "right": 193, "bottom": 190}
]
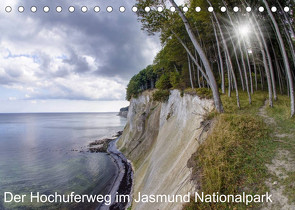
[
  {"left": 88, "top": 131, "right": 123, "bottom": 153},
  {"left": 88, "top": 131, "right": 133, "bottom": 210}
]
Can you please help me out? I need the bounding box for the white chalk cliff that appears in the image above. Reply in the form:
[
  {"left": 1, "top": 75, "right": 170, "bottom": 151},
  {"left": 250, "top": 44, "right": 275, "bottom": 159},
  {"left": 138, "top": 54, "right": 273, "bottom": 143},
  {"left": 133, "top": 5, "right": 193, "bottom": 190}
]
[{"left": 118, "top": 90, "right": 214, "bottom": 210}]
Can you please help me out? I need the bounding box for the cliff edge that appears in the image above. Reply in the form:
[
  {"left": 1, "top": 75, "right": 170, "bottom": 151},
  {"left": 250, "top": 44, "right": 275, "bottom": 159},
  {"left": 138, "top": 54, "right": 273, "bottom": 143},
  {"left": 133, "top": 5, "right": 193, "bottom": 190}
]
[
  {"left": 118, "top": 90, "right": 214, "bottom": 210},
  {"left": 118, "top": 106, "right": 129, "bottom": 118}
]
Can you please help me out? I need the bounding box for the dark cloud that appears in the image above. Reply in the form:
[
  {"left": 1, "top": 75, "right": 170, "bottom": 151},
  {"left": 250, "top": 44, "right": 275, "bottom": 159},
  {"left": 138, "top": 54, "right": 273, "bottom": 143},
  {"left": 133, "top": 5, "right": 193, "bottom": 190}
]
[
  {"left": 0, "top": 0, "right": 160, "bottom": 101},
  {"left": 7, "top": 0, "right": 159, "bottom": 78}
]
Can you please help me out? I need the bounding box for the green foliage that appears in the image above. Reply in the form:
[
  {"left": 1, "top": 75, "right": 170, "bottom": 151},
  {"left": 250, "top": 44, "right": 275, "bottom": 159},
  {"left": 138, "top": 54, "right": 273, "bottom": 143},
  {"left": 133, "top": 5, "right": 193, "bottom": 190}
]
[
  {"left": 126, "top": 65, "right": 157, "bottom": 101},
  {"left": 152, "top": 90, "right": 170, "bottom": 102},
  {"left": 126, "top": 75, "right": 140, "bottom": 101},
  {"left": 169, "top": 71, "right": 181, "bottom": 89},
  {"left": 184, "top": 113, "right": 272, "bottom": 210},
  {"left": 183, "top": 91, "right": 286, "bottom": 209},
  {"left": 195, "top": 88, "right": 213, "bottom": 99},
  {"left": 155, "top": 73, "right": 172, "bottom": 90},
  {"left": 203, "top": 110, "right": 219, "bottom": 121}
]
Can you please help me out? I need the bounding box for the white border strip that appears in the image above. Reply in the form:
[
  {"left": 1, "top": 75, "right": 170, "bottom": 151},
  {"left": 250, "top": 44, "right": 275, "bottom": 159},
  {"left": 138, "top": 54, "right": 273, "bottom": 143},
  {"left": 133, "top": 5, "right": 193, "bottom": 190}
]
[{"left": 3, "top": 6, "right": 292, "bottom": 13}]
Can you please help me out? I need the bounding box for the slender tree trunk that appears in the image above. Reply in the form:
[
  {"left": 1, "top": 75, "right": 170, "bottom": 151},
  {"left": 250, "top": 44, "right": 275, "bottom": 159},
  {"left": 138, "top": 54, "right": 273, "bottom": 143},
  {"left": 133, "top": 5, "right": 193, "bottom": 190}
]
[
  {"left": 263, "top": 0, "right": 295, "bottom": 116},
  {"left": 278, "top": 2, "right": 295, "bottom": 39},
  {"left": 221, "top": 8, "right": 245, "bottom": 105},
  {"left": 195, "top": 51, "right": 201, "bottom": 88},
  {"left": 187, "top": 53, "right": 194, "bottom": 89},
  {"left": 227, "top": 29, "right": 245, "bottom": 91},
  {"left": 242, "top": 40, "right": 254, "bottom": 94},
  {"left": 226, "top": 51, "right": 232, "bottom": 97},
  {"left": 259, "top": 66, "right": 264, "bottom": 90},
  {"left": 172, "top": 31, "right": 209, "bottom": 83},
  {"left": 224, "top": 2, "right": 251, "bottom": 103},
  {"left": 249, "top": 15, "right": 273, "bottom": 107},
  {"left": 279, "top": 62, "right": 286, "bottom": 94},
  {"left": 170, "top": 0, "right": 224, "bottom": 112},
  {"left": 268, "top": 32, "right": 282, "bottom": 96},
  {"left": 276, "top": 7, "right": 295, "bottom": 71},
  {"left": 192, "top": 61, "right": 196, "bottom": 86},
  {"left": 281, "top": 20, "right": 295, "bottom": 69},
  {"left": 258, "top": 25, "right": 278, "bottom": 100},
  {"left": 251, "top": 52, "right": 258, "bottom": 91},
  {"left": 211, "top": 18, "right": 225, "bottom": 94},
  {"left": 210, "top": 8, "right": 240, "bottom": 107},
  {"left": 277, "top": 65, "right": 283, "bottom": 94},
  {"left": 211, "top": 41, "right": 221, "bottom": 78},
  {"left": 238, "top": 39, "right": 252, "bottom": 104},
  {"left": 173, "top": 64, "right": 179, "bottom": 73}
]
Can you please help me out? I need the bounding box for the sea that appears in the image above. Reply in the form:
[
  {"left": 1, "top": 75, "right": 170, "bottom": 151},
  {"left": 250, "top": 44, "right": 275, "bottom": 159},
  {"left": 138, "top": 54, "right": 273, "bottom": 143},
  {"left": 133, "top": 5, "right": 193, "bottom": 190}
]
[{"left": 0, "top": 113, "right": 127, "bottom": 209}]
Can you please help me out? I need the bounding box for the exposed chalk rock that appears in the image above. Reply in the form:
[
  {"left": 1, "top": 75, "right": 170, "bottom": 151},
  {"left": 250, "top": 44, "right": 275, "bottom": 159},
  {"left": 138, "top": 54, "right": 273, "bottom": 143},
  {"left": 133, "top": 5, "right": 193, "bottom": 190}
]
[{"left": 118, "top": 90, "right": 214, "bottom": 210}]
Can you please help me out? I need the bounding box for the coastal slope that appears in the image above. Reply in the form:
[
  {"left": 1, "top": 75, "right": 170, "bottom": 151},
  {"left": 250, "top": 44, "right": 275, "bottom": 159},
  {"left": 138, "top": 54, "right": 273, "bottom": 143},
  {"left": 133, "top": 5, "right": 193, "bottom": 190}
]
[{"left": 118, "top": 90, "right": 214, "bottom": 210}]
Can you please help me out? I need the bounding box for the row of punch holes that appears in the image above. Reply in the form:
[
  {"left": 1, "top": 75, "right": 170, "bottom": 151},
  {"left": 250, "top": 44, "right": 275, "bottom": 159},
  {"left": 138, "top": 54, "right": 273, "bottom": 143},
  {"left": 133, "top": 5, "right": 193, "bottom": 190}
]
[{"left": 3, "top": 5, "right": 291, "bottom": 13}]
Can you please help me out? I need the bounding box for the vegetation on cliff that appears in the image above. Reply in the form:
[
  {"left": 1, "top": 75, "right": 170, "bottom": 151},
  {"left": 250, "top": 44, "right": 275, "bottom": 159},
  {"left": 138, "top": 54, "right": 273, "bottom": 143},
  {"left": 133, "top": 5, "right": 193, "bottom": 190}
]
[
  {"left": 184, "top": 91, "right": 295, "bottom": 209},
  {"left": 124, "top": 0, "right": 295, "bottom": 209},
  {"left": 126, "top": 0, "right": 295, "bottom": 116}
]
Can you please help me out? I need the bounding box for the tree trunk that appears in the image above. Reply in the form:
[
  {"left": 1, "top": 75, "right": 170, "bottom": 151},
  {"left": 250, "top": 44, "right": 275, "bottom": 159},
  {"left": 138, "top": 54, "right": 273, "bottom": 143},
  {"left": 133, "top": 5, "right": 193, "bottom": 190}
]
[
  {"left": 187, "top": 53, "right": 194, "bottom": 89},
  {"left": 192, "top": 60, "right": 196, "bottom": 86},
  {"left": 263, "top": 0, "right": 295, "bottom": 116},
  {"left": 170, "top": 0, "right": 224, "bottom": 112},
  {"left": 195, "top": 51, "right": 201, "bottom": 88},
  {"left": 252, "top": 52, "right": 258, "bottom": 91},
  {"left": 223, "top": 2, "right": 250, "bottom": 103},
  {"left": 172, "top": 31, "right": 209, "bottom": 83},
  {"left": 258, "top": 25, "right": 277, "bottom": 100},
  {"left": 250, "top": 16, "right": 273, "bottom": 107},
  {"left": 173, "top": 64, "right": 179, "bottom": 73},
  {"left": 226, "top": 51, "right": 232, "bottom": 97},
  {"left": 227, "top": 29, "right": 245, "bottom": 91},
  {"left": 242, "top": 39, "right": 254, "bottom": 94},
  {"left": 210, "top": 8, "right": 240, "bottom": 107},
  {"left": 212, "top": 18, "right": 225, "bottom": 94},
  {"left": 260, "top": 66, "right": 264, "bottom": 91},
  {"left": 238, "top": 39, "right": 251, "bottom": 104}
]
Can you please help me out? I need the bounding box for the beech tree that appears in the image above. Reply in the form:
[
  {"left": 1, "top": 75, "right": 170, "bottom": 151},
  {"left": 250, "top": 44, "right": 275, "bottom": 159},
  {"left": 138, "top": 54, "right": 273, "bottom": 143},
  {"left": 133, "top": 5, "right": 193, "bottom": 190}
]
[
  {"left": 126, "top": 0, "right": 295, "bottom": 117},
  {"left": 263, "top": 0, "right": 294, "bottom": 116}
]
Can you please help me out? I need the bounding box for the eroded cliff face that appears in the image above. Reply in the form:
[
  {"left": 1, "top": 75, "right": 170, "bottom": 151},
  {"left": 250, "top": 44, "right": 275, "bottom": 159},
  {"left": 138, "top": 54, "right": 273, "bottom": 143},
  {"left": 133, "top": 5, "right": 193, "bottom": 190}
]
[{"left": 117, "top": 90, "right": 214, "bottom": 210}]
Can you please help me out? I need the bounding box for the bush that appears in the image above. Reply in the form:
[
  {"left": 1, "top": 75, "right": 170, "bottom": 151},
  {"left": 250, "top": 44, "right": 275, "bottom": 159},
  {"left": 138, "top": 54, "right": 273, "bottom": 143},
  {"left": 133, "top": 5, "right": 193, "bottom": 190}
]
[{"left": 152, "top": 90, "right": 170, "bottom": 102}]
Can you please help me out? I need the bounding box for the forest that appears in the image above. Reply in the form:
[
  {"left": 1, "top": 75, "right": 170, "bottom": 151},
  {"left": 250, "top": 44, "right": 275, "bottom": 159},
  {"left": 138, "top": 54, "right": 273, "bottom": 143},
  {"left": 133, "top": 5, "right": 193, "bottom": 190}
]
[{"left": 126, "top": 0, "right": 295, "bottom": 117}]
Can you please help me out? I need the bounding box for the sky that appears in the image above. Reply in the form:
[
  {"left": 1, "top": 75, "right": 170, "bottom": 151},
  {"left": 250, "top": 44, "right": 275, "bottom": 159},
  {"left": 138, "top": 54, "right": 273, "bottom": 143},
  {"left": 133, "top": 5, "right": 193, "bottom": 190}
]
[{"left": 0, "top": 0, "right": 182, "bottom": 113}]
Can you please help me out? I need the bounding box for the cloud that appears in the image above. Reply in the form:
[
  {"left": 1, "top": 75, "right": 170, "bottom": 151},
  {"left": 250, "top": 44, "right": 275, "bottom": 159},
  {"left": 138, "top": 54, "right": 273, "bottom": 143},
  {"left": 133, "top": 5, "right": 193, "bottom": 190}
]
[
  {"left": 8, "top": 97, "right": 17, "bottom": 101},
  {"left": 0, "top": 0, "right": 161, "bottom": 102}
]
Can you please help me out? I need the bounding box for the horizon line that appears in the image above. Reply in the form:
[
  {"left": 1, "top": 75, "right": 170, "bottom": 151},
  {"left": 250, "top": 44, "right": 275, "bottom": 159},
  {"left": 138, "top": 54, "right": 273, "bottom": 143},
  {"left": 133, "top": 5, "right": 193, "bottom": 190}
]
[{"left": 0, "top": 111, "right": 119, "bottom": 114}]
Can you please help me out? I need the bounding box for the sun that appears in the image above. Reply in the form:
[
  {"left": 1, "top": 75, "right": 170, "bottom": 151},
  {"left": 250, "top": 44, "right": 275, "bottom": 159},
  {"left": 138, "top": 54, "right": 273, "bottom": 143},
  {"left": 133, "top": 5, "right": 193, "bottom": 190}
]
[{"left": 237, "top": 24, "right": 251, "bottom": 37}]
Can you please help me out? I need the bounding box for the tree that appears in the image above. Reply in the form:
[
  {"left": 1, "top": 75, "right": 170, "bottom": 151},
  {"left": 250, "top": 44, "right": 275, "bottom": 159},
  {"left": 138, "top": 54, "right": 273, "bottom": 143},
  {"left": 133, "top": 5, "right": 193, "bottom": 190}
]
[
  {"left": 263, "top": 0, "right": 295, "bottom": 116},
  {"left": 169, "top": 0, "right": 224, "bottom": 112}
]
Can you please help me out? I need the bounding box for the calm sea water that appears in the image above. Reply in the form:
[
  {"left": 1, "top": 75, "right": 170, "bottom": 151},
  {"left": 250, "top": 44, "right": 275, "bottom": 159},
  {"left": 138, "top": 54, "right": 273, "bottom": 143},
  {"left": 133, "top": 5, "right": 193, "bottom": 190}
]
[{"left": 0, "top": 113, "right": 127, "bottom": 209}]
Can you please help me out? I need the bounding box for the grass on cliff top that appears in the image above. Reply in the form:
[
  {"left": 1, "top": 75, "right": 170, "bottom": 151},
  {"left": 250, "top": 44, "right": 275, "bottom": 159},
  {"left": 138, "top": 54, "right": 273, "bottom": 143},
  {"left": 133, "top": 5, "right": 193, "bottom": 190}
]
[
  {"left": 183, "top": 88, "right": 213, "bottom": 99},
  {"left": 184, "top": 91, "right": 279, "bottom": 210}
]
